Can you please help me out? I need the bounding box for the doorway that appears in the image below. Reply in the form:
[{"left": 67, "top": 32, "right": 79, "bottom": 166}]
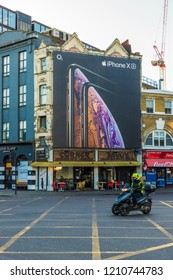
[
  {"left": 3, "top": 155, "right": 12, "bottom": 189},
  {"left": 73, "top": 167, "right": 94, "bottom": 190}
]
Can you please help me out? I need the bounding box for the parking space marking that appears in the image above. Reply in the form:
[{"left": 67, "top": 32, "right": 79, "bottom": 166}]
[
  {"left": 106, "top": 242, "right": 173, "bottom": 260},
  {"left": 0, "top": 208, "right": 12, "bottom": 214},
  {"left": 2, "top": 250, "right": 129, "bottom": 255},
  {"left": 0, "top": 197, "right": 42, "bottom": 214},
  {"left": 92, "top": 198, "right": 101, "bottom": 260},
  {"left": 160, "top": 201, "right": 173, "bottom": 208},
  {"left": 1, "top": 194, "right": 173, "bottom": 259},
  {"left": 146, "top": 216, "right": 173, "bottom": 241},
  {"left": 0, "top": 214, "right": 12, "bottom": 216},
  {"left": 106, "top": 211, "right": 173, "bottom": 260},
  {"left": 0, "top": 197, "right": 69, "bottom": 254}
]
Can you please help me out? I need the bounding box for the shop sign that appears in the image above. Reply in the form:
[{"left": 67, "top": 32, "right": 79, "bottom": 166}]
[
  {"left": 98, "top": 150, "right": 136, "bottom": 161},
  {"left": 36, "top": 149, "right": 47, "bottom": 161},
  {"left": 154, "top": 162, "right": 173, "bottom": 167},
  {"left": 6, "top": 162, "right": 12, "bottom": 168},
  {"left": 0, "top": 146, "right": 16, "bottom": 152},
  {"left": 54, "top": 149, "right": 95, "bottom": 161},
  {"left": 145, "top": 159, "right": 173, "bottom": 167},
  {"left": 18, "top": 161, "right": 28, "bottom": 182},
  {"left": 144, "top": 151, "right": 173, "bottom": 159}
]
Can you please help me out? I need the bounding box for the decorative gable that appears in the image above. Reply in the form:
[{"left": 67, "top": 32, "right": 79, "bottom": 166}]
[
  {"left": 104, "top": 38, "right": 129, "bottom": 57},
  {"left": 62, "top": 32, "right": 88, "bottom": 53}
]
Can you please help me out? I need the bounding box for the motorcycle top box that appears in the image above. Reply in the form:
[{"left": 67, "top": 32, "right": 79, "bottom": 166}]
[
  {"left": 144, "top": 183, "right": 156, "bottom": 193},
  {"left": 112, "top": 183, "right": 156, "bottom": 216}
]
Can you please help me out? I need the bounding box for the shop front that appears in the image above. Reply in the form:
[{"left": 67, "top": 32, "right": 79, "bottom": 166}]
[
  {"left": 143, "top": 150, "right": 173, "bottom": 188},
  {"left": 31, "top": 149, "right": 141, "bottom": 191},
  {"left": 51, "top": 149, "right": 141, "bottom": 190},
  {"left": 0, "top": 143, "right": 34, "bottom": 190}
]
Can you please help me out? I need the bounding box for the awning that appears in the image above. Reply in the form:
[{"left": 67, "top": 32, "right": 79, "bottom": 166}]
[
  {"left": 145, "top": 159, "right": 173, "bottom": 167},
  {"left": 29, "top": 162, "right": 54, "bottom": 167},
  {"left": 30, "top": 161, "right": 141, "bottom": 167}
]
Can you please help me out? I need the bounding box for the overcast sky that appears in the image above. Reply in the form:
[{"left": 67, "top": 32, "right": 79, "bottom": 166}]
[{"left": 1, "top": 0, "right": 172, "bottom": 90}]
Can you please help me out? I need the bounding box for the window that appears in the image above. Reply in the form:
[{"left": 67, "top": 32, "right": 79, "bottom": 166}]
[
  {"left": 41, "top": 58, "right": 46, "bottom": 72},
  {"left": 3, "top": 9, "right": 8, "bottom": 25},
  {"left": 33, "top": 22, "right": 40, "bottom": 32},
  {"left": 59, "top": 31, "right": 63, "bottom": 39},
  {"left": 165, "top": 101, "right": 172, "bottom": 114},
  {"left": 2, "top": 56, "right": 10, "bottom": 76},
  {"left": 17, "top": 13, "right": 31, "bottom": 32},
  {"left": 40, "top": 116, "right": 47, "bottom": 129},
  {"left": 0, "top": 7, "right": 2, "bottom": 24},
  {"left": 3, "top": 122, "right": 9, "bottom": 143},
  {"left": 19, "top": 85, "right": 26, "bottom": 106},
  {"left": 145, "top": 130, "right": 173, "bottom": 147},
  {"left": 154, "top": 131, "right": 164, "bottom": 146},
  {"left": 40, "top": 85, "right": 47, "bottom": 105},
  {"left": 32, "top": 22, "right": 49, "bottom": 32},
  {"left": 40, "top": 25, "right": 47, "bottom": 32},
  {"left": 19, "top": 51, "right": 27, "bottom": 72},
  {"left": 146, "top": 99, "right": 154, "bottom": 113},
  {"left": 19, "top": 120, "right": 26, "bottom": 141},
  {"left": 9, "top": 11, "right": 16, "bottom": 28},
  {"left": 40, "top": 136, "right": 46, "bottom": 146},
  {"left": 3, "top": 88, "right": 10, "bottom": 109}
]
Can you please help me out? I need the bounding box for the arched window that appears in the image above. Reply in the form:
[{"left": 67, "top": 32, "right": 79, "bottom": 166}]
[{"left": 145, "top": 130, "right": 173, "bottom": 147}]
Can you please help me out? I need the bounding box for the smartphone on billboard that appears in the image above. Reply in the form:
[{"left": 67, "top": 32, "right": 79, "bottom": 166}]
[
  {"left": 67, "top": 64, "right": 117, "bottom": 148},
  {"left": 67, "top": 66, "right": 88, "bottom": 147},
  {"left": 82, "top": 82, "right": 125, "bottom": 148}
]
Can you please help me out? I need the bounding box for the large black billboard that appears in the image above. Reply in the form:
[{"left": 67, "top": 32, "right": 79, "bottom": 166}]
[{"left": 53, "top": 52, "right": 141, "bottom": 149}]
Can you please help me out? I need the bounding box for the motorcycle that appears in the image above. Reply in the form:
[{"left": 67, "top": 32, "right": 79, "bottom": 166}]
[{"left": 112, "top": 183, "right": 156, "bottom": 216}]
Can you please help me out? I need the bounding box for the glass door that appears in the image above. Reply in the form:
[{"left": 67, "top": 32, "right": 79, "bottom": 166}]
[{"left": 156, "top": 168, "right": 165, "bottom": 188}]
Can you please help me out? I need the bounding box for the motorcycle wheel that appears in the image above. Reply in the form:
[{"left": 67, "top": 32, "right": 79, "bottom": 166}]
[
  {"left": 141, "top": 202, "right": 152, "bottom": 214},
  {"left": 120, "top": 203, "right": 130, "bottom": 216},
  {"left": 112, "top": 204, "right": 120, "bottom": 215}
]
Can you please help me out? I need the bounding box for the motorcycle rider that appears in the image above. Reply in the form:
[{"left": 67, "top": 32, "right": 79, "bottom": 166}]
[{"left": 130, "top": 173, "right": 144, "bottom": 205}]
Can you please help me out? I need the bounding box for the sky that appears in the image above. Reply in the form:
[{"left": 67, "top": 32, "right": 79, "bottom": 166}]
[{"left": 1, "top": 0, "right": 173, "bottom": 90}]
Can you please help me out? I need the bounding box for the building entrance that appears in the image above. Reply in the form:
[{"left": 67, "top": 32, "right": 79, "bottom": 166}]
[
  {"left": 98, "top": 166, "right": 136, "bottom": 189},
  {"left": 73, "top": 167, "right": 94, "bottom": 190},
  {"left": 3, "top": 155, "right": 12, "bottom": 189}
]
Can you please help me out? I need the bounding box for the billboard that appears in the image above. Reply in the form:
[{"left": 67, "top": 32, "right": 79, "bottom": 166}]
[{"left": 53, "top": 52, "right": 141, "bottom": 149}]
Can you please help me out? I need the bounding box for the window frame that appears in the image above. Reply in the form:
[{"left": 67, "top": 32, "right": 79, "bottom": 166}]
[
  {"left": 41, "top": 57, "right": 46, "bottom": 72},
  {"left": 19, "top": 120, "right": 26, "bottom": 141},
  {"left": 145, "top": 130, "right": 173, "bottom": 148},
  {"left": 2, "top": 55, "right": 10, "bottom": 76},
  {"left": 39, "top": 84, "right": 47, "bottom": 105},
  {"left": 2, "top": 88, "right": 10, "bottom": 109},
  {"left": 165, "top": 101, "right": 172, "bottom": 114},
  {"left": 19, "top": 85, "right": 26, "bottom": 106},
  {"left": 146, "top": 99, "right": 154, "bottom": 113},
  {"left": 19, "top": 51, "right": 27, "bottom": 73},
  {"left": 40, "top": 116, "right": 47, "bottom": 130},
  {"left": 2, "top": 122, "right": 9, "bottom": 143}
]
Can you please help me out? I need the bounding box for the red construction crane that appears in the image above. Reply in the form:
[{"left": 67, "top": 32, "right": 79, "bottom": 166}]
[{"left": 151, "top": 0, "right": 168, "bottom": 89}]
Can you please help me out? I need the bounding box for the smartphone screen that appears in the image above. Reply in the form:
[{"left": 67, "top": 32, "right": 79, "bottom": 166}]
[
  {"left": 83, "top": 83, "right": 125, "bottom": 148},
  {"left": 67, "top": 67, "right": 88, "bottom": 147},
  {"left": 67, "top": 64, "right": 119, "bottom": 148}
]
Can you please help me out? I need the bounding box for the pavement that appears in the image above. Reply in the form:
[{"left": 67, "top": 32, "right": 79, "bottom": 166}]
[{"left": 0, "top": 186, "right": 173, "bottom": 198}]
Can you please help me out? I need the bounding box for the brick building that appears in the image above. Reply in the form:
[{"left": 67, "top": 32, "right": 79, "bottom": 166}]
[{"left": 142, "top": 88, "right": 173, "bottom": 187}]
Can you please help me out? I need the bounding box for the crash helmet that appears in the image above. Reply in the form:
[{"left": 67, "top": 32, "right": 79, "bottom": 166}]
[{"left": 132, "top": 173, "right": 140, "bottom": 180}]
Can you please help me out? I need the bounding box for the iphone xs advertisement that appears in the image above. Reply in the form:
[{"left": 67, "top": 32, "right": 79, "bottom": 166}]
[{"left": 53, "top": 52, "right": 141, "bottom": 149}]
